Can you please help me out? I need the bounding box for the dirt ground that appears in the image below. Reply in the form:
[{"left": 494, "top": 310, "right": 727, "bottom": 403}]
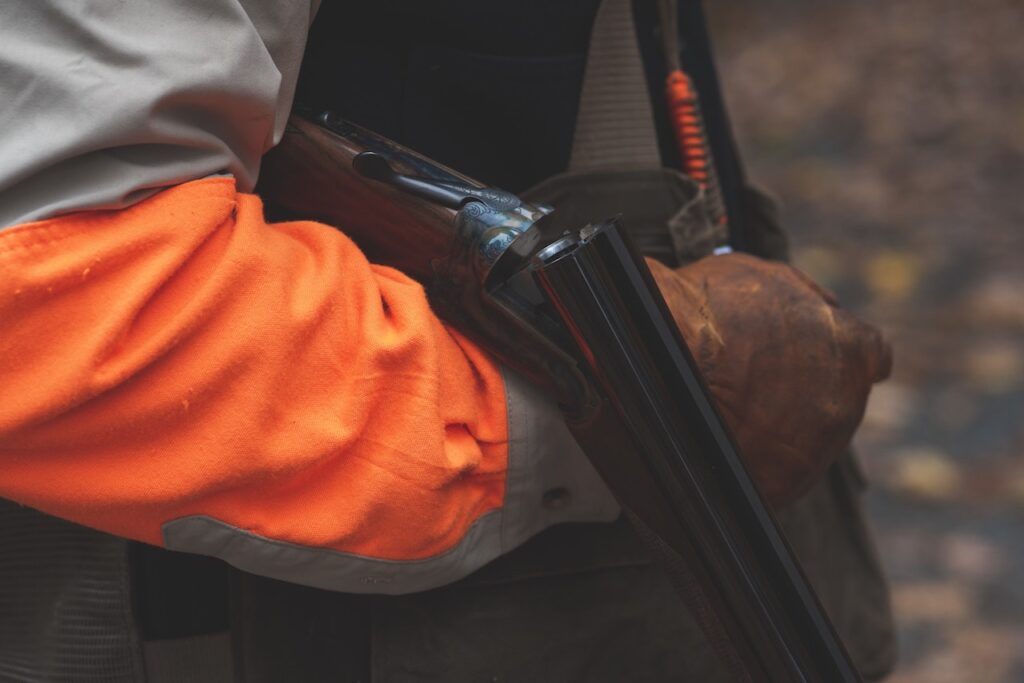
[{"left": 707, "top": 0, "right": 1024, "bottom": 680}]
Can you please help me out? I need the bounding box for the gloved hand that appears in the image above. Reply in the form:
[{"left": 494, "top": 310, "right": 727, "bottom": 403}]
[{"left": 648, "top": 253, "right": 892, "bottom": 508}]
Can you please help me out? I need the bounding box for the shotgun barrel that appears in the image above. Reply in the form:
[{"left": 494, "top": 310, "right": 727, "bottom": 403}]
[{"left": 532, "top": 222, "right": 861, "bottom": 682}]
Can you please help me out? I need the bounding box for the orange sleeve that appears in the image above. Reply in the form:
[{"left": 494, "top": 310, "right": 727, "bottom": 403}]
[{"left": 0, "top": 177, "right": 511, "bottom": 564}]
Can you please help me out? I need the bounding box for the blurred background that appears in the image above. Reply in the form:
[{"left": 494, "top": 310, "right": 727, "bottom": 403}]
[{"left": 707, "top": 0, "right": 1024, "bottom": 680}]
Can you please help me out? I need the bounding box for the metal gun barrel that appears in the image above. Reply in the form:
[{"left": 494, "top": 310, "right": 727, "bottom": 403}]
[{"left": 532, "top": 221, "right": 861, "bottom": 683}]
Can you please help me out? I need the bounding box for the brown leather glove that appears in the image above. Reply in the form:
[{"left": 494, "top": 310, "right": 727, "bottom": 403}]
[{"left": 648, "top": 253, "right": 892, "bottom": 508}]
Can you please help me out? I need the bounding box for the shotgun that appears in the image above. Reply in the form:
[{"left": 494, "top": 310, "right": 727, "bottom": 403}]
[{"left": 257, "top": 111, "right": 862, "bottom": 683}]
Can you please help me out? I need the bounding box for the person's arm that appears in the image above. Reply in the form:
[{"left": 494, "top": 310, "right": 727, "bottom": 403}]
[{"left": 0, "top": 177, "right": 618, "bottom": 594}]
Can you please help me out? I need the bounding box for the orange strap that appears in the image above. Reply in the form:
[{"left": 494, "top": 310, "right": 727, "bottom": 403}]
[
  {"left": 666, "top": 68, "right": 728, "bottom": 226},
  {"left": 0, "top": 177, "right": 509, "bottom": 561},
  {"left": 666, "top": 69, "right": 709, "bottom": 184}
]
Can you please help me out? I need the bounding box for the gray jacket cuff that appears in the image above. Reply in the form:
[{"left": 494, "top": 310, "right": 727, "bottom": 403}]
[{"left": 497, "top": 368, "right": 621, "bottom": 554}]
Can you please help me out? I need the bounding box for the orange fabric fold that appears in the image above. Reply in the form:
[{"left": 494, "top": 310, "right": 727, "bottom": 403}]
[{"left": 0, "top": 177, "right": 509, "bottom": 560}]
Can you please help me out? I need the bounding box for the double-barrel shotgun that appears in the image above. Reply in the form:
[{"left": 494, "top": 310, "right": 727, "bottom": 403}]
[{"left": 257, "top": 111, "right": 863, "bottom": 683}]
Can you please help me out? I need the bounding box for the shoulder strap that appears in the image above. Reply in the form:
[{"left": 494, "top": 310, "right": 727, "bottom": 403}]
[
  {"left": 675, "top": 0, "right": 750, "bottom": 250},
  {"left": 573, "top": 0, "right": 751, "bottom": 251},
  {"left": 569, "top": 0, "right": 662, "bottom": 172}
]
